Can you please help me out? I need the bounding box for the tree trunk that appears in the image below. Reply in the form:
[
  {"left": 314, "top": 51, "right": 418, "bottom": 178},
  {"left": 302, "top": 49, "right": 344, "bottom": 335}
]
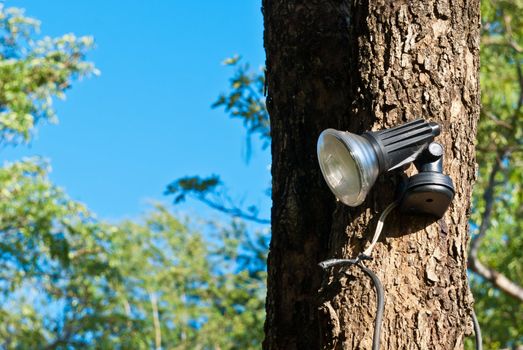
[{"left": 263, "top": 1, "right": 480, "bottom": 349}]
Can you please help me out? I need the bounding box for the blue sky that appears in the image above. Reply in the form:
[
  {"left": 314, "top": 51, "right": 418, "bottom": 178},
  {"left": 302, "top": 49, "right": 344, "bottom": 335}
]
[{"left": 4, "top": 0, "right": 271, "bottom": 222}]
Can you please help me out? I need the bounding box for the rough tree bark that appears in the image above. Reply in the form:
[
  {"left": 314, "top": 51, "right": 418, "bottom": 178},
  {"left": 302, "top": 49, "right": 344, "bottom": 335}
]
[{"left": 263, "top": 1, "right": 480, "bottom": 349}]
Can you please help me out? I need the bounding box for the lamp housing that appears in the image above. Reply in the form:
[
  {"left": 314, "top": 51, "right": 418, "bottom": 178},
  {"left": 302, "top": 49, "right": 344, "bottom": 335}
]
[{"left": 317, "top": 119, "right": 454, "bottom": 217}]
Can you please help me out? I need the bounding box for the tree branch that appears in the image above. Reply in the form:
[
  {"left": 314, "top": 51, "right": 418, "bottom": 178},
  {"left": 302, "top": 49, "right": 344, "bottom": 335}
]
[
  {"left": 197, "top": 195, "right": 270, "bottom": 224},
  {"left": 481, "top": 37, "right": 523, "bottom": 53},
  {"left": 123, "top": 296, "right": 133, "bottom": 330},
  {"left": 481, "top": 11, "right": 523, "bottom": 54},
  {"left": 469, "top": 151, "right": 523, "bottom": 302},
  {"left": 166, "top": 175, "right": 271, "bottom": 224},
  {"left": 483, "top": 111, "right": 512, "bottom": 129},
  {"left": 469, "top": 258, "right": 523, "bottom": 301},
  {"left": 149, "top": 291, "right": 162, "bottom": 350}
]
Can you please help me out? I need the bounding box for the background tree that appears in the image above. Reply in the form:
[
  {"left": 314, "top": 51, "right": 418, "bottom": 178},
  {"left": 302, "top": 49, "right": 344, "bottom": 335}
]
[
  {"left": 469, "top": 0, "right": 523, "bottom": 347},
  {"left": 0, "top": 5, "right": 266, "bottom": 349}
]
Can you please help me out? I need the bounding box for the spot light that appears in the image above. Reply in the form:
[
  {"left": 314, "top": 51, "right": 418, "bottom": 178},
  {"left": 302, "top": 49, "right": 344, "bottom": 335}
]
[{"left": 317, "top": 119, "right": 454, "bottom": 217}]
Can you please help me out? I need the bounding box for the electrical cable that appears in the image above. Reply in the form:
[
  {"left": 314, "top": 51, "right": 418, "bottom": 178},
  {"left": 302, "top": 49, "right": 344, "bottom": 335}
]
[
  {"left": 319, "top": 256, "right": 384, "bottom": 350},
  {"left": 357, "top": 262, "right": 384, "bottom": 350},
  {"left": 363, "top": 201, "right": 398, "bottom": 257},
  {"left": 318, "top": 202, "right": 397, "bottom": 350},
  {"left": 319, "top": 202, "right": 483, "bottom": 350},
  {"left": 471, "top": 309, "right": 483, "bottom": 350}
]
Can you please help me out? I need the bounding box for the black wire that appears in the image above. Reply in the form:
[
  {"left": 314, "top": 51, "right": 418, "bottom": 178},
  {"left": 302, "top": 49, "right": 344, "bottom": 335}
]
[
  {"left": 357, "top": 263, "right": 384, "bottom": 350},
  {"left": 319, "top": 255, "right": 384, "bottom": 350},
  {"left": 471, "top": 309, "right": 483, "bottom": 350},
  {"left": 320, "top": 257, "right": 482, "bottom": 350}
]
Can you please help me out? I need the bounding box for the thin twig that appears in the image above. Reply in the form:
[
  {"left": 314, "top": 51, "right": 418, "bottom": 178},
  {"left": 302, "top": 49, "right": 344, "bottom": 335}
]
[
  {"left": 196, "top": 195, "right": 271, "bottom": 224},
  {"left": 481, "top": 37, "right": 523, "bottom": 54},
  {"left": 483, "top": 111, "right": 512, "bottom": 129}
]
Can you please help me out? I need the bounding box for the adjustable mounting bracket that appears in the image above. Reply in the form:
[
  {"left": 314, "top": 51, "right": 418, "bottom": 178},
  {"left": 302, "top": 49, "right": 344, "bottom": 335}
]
[{"left": 398, "top": 142, "right": 455, "bottom": 218}]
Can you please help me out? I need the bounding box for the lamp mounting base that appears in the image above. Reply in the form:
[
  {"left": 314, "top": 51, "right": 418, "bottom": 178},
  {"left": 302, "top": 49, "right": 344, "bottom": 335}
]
[{"left": 399, "top": 172, "right": 454, "bottom": 218}]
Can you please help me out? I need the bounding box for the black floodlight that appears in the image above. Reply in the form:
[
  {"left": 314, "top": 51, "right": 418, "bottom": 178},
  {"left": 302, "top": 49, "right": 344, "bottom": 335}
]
[{"left": 317, "top": 119, "right": 454, "bottom": 217}]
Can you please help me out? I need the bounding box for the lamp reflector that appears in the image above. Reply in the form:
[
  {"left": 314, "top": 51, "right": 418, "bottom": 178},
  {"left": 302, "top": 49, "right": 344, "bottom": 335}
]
[{"left": 317, "top": 129, "right": 379, "bottom": 206}]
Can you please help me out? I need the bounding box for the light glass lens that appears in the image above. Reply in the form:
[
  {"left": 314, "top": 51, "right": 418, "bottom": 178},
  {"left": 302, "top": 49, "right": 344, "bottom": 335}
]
[
  {"left": 317, "top": 129, "right": 380, "bottom": 206},
  {"left": 317, "top": 133, "right": 362, "bottom": 205}
]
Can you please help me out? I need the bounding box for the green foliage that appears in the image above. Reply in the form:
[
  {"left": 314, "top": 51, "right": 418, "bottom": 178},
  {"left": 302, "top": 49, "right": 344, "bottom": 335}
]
[
  {"left": 104, "top": 207, "right": 267, "bottom": 349},
  {"left": 167, "top": 59, "right": 270, "bottom": 224},
  {"left": 0, "top": 5, "right": 266, "bottom": 349},
  {"left": 166, "top": 174, "right": 221, "bottom": 204},
  {"left": 0, "top": 158, "right": 119, "bottom": 348},
  {"left": 165, "top": 175, "right": 270, "bottom": 224},
  {"left": 0, "top": 5, "right": 98, "bottom": 144},
  {"left": 467, "top": 0, "right": 523, "bottom": 348},
  {"left": 213, "top": 56, "right": 269, "bottom": 155}
]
